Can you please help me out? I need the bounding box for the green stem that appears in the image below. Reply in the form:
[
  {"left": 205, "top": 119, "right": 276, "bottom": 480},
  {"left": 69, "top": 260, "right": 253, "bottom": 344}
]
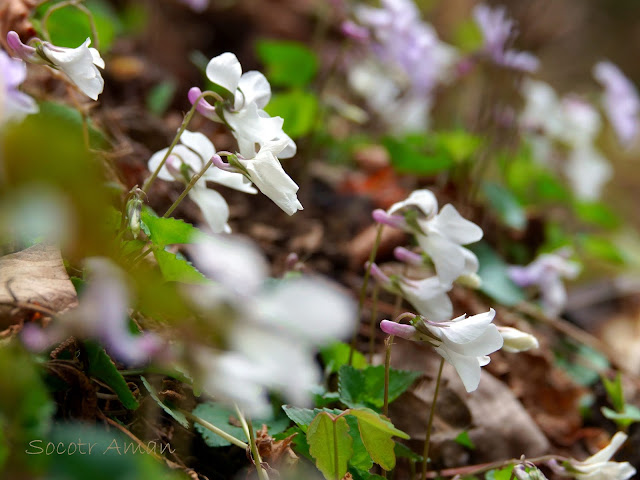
[
  {"left": 181, "top": 409, "right": 248, "bottom": 450},
  {"left": 421, "top": 358, "right": 445, "bottom": 480},
  {"left": 142, "top": 91, "right": 222, "bottom": 195},
  {"left": 367, "top": 283, "right": 380, "bottom": 364},
  {"left": 235, "top": 404, "right": 268, "bottom": 480},
  {"left": 382, "top": 295, "right": 406, "bottom": 417},
  {"left": 349, "top": 224, "right": 384, "bottom": 365},
  {"left": 163, "top": 158, "right": 213, "bottom": 218}
]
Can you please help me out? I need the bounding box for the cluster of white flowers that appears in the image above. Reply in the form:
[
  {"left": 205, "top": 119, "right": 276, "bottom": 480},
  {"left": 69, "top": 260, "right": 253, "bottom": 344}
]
[
  {"left": 146, "top": 52, "right": 302, "bottom": 231},
  {"left": 371, "top": 189, "right": 538, "bottom": 392}
]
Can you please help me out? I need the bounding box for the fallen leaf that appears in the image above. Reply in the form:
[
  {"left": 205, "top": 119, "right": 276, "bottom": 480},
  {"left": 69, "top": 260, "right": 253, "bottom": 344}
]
[{"left": 0, "top": 244, "right": 78, "bottom": 329}]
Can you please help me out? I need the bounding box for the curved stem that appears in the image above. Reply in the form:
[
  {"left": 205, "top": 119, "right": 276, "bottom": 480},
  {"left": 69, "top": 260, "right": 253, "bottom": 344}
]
[
  {"left": 234, "top": 404, "right": 268, "bottom": 480},
  {"left": 382, "top": 293, "right": 405, "bottom": 417},
  {"left": 42, "top": 1, "right": 100, "bottom": 49},
  {"left": 421, "top": 358, "right": 445, "bottom": 480},
  {"left": 180, "top": 409, "right": 248, "bottom": 449},
  {"left": 349, "top": 224, "right": 384, "bottom": 365},
  {"left": 142, "top": 91, "right": 222, "bottom": 195}
]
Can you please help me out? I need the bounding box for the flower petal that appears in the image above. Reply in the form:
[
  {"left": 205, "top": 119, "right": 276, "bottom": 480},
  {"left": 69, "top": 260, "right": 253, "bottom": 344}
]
[
  {"left": 206, "top": 52, "right": 242, "bottom": 100},
  {"left": 188, "top": 185, "right": 231, "bottom": 234},
  {"left": 236, "top": 70, "right": 271, "bottom": 109}
]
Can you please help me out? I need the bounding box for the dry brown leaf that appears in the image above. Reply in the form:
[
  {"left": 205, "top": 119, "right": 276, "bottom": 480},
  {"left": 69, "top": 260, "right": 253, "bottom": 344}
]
[
  {"left": 0, "top": 0, "right": 39, "bottom": 50},
  {"left": 0, "top": 243, "right": 78, "bottom": 329}
]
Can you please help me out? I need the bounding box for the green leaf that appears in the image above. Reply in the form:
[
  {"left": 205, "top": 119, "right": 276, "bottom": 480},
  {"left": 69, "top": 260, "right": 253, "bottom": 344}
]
[
  {"left": 394, "top": 442, "right": 423, "bottom": 463},
  {"left": 146, "top": 80, "right": 177, "bottom": 116},
  {"left": 346, "top": 415, "right": 373, "bottom": 471},
  {"left": 483, "top": 182, "right": 527, "bottom": 231},
  {"left": 574, "top": 201, "right": 621, "bottom": 229},
  {"left": 338, "top": 365, "right": 420, "bottom": 409},
  {"left": 555, "top": 342, "right": 609, "bottom": 386},
  {"left": 141, "top": 376, "right": 188, "bottom": 428},
  {"left": 349, "top": 470, "right": 387, "bottom": 480},
  {"left": 435, "top": 131, "right": 482, "bottom": 163},
  {"left": 307, "top": 412, "right": 353, "bottom": 480},
  {"left": 193, "top": 402, "right": 289, "bottom": 448},
  {"left": 578, "top": 234, "right": 626, "bottom": 265},
  {"left": 265, "top": 90, "right": 319, "bottom": 138},
  {"left": 602, "top": 373, "right": 625, "bottom": 412},
  {"left": 601, "top": 405, "right": 640, "bottom": 428},
  {"left": 84, "top": 341, "right": 139, "bottom": 410},
  {"left": 152, "top": 248, "right": 209, "bottom": 284},
  {"left": 320, "top": 342, "right": 367, "bottom": 374},
  {"left": 38, "top": 101, "right": 106, "bottom": 148},
  {"left": 141, "top": 210, "right": 199, "bottom": 247},
  {"left": 470, "top": 242, "right": 525, "bottom": 306},
  {"left": 282, "top": 406, "right": 343, "bottom": 433},
  {"left": 349, "top": 408, "right": 408, "bottom": 471},
  {"left": 485, "top": 466, "right": 515, "bottom": 480},
  {"left": 256, "top": 40, "right": 318, "bottom": 87},
  {"left": 454, "top": 431, "right": 476, "bottom": 450},
  {"left": 384, "top": 136, "right": 453, "bottom": 175}
]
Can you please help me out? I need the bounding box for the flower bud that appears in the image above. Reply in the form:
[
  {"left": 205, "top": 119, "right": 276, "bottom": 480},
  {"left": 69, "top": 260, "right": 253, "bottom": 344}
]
[
  {"left": 126, "top": 197, "right": 142, "bottom": 239},
  {"left": 498, "top": 326, "right": 539, "bottom": 353},
  {"left": 456, "top": 272, "right": 482, "bottom": 289}
]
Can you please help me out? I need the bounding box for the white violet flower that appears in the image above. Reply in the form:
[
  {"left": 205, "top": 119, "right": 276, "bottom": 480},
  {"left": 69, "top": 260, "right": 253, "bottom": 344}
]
[
  {"left": 380, "top": 308, "right": 503, "bottom": 392},
  {"left": 8, "top": 31, "right": 105, "bottom": 100}
]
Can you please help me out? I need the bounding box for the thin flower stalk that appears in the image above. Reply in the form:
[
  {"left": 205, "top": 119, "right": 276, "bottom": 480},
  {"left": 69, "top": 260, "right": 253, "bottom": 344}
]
[{"left": 422, "top": 358, "right": 445, "bottom": 480}]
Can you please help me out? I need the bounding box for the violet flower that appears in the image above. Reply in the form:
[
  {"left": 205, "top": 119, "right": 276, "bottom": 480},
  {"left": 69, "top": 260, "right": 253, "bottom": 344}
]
[
  {"left": 594, "top": 61, "right": 640, "bottom": 147},
  {"left": 507, "top": 248, "right": 580, "bottom": 317},
  {"left": 0, "top": 48, "right": 38, "bottom": 123},
  {"left": 22, "top": 258, "right": 164, "bottom": 365},
  {"left": 473, "top": 4, "right": 539, "bottom": 72}
]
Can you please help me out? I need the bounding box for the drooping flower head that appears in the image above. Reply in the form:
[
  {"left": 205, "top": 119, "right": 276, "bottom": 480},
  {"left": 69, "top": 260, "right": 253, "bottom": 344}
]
[
  {"left": 188, "top": 52, "right": 295, "bottom": 159},
  {"left": 374, "top": 189, "right": 483, "bottom": 285},
  {"left": 381, "top": 308, "right": 503, "bottom": 392},
  {"left": 593, "top": 61, "right": 640, "bottom": 148},
  {"left": 0, "top": 48, "right": 38, "bottom": 124},
  {"left": 7, "top": 31, "right": 105, "bottom": 100}
]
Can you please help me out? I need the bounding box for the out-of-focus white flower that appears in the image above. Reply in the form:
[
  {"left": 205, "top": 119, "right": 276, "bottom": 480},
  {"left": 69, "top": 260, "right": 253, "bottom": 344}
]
[
  {"left": 189, "top": 234, "right": 356, "bottom": 415},
  {"left": 508, "top": 248, "right": 580, "bottom": 317},
  {"left": 7, "top": 31, "right": 104, "bottom": 100},
  {"left": 497, "top": 326, "right": 539, "bottom": 353},
  {"left": 0, "top": 48, "right": 38, "bottom": 124},
  {"left": 565, "top": 145, "right": 613, "bottom": 201},
  {"left": 147, "top": 130, "right": 255, "bottom": 233},
  {"left": 21, "top": 258, "right": 164, "bottom": 365},
  {"left": 514, "top": 464, "right": 549, "bottom": 480},
  {"left": 549, "top": 432, "right": 636, "bottom": 480},
  {"left": 188, "top": 52, "right": 296, "bottom": 159},
  {"left": 381, "top": 308, "right": 503, "bottom": 392},
  {"left": 594, "top": 61, "right": 640, "bottom": 148},
  {"left": 473, "top": 4, "right": 539, "bottom": 72}
]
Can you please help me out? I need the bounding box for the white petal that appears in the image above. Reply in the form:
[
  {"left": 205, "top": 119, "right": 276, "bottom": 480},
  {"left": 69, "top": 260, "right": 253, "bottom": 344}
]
[
  {"left": 435, "top": 345, "right": 482, "bottom": 392},
  {"left": 401, "top": 276, "right": 452, "bottom": 322},
  {"left": 188, "top": 186, "right": 231, "bottom": 234},
  {"left": 190, "top": 233, "right": 268, "bottom": 295},
  {"left": 226, "top": 103, "right": 285, "bottom": 155},
  {"left": 239, "top": 153, "right": 303, "bottom": 215},
  {"left": 147, "top": 145, "right": 203, "bottom": 181},
  {"left": 388, "top": 189, "right": 438, "bottom": 218},
  {"left": 206, "top": 52, "right": 242, "bottom": 99},
  {"left": 179, "top": 130, "right": 215, "bottom": 163},
  {"left": 418, "top": 233, "right": 467, "bottom": 285},
  {"left": 203, "top": 167, "right": 257, "bottom": 193},
  {"left": 236, "top": 71, "right": 271, "bottom": 109},
  {"left": 439, "top": 309, "right": 496, "bottom": 344},
  {"left": 427, "top": 204, "right": 483, "bottom": 244},
  {"left": 254, "top": 277, "right": 357, "bottom": 344},
  {"left": 440, "top": 324, "right": 503, "bottom": 357}
]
